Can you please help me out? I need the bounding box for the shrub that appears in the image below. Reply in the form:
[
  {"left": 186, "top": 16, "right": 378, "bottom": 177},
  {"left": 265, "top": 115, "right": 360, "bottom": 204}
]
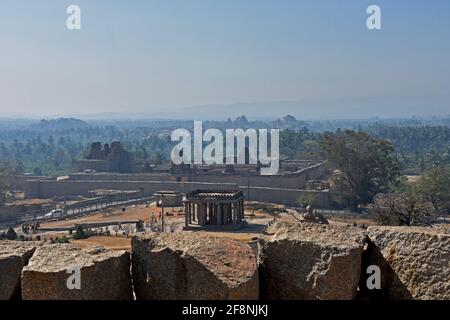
[
  {"left": 73, "top": 226, "right": 89, "bottom": 240},
  {"left": 6, "top": 227, "right": 17, "bottom": 240}
]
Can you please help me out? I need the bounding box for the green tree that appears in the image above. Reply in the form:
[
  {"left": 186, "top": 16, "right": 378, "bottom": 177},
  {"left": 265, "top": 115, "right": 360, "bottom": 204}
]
[
  {"left": 320, "top": 130, "right": 400, "bottom": 210},
  {"left": 366, "top": 192, "right": 433, "bottom": 226},
  {"left": 415, "top": 165, "right": 450, "bottom": 214},
  {"left": 14, "top": 161, "right": 25, "bottom": 175},
  {"left": 297, "top": 194, "right": 314, "bottom": 209},
  {"left": 33, "top": 167, "right": 43, "bottom": 176},
  {"left": 0, "top": 162, "right": 12, "bottom": 205}
]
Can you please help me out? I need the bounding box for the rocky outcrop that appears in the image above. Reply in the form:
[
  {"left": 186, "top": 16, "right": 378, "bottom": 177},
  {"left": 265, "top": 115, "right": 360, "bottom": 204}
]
[
  {"left": 362, "top": 226, "right": 450, "bottom": 300},
  {"left": 21, "top": 244, "right": 132, "bottom": 300},
  {"left": 5, "top": 224, "right": 448, "bottom": 301},
  {"left": 259, "top": 221, "right": 366, "bottom": 300},
  {"left": 0, "top": 241, "right": 39, "bottom": 300},
  {"left": 131, "top": 233, "right": 259, "bottom": 300}
]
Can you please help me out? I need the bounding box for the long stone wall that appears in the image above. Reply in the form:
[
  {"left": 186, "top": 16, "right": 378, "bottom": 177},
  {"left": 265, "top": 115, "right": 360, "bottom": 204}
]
[
  {"left": 242, "top": 187, "right": 331, "bottom": 208},
  {"left": 24, "top": 179, "right": 331, "bottom": 208},
  {"left": 67, "top": 161, "right": 332, "bottom": 190},
  {"left": 21, "top": 161, "right": 333, "bottom": 209},
  {"left": 25, "top": 180, "right": 237, "bottom": 199}
]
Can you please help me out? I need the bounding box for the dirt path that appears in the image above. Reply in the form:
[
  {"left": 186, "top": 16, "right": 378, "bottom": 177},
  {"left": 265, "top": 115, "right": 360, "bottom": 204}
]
[{"left": 42, "top": 205, "right": 184, "bottom": 228}]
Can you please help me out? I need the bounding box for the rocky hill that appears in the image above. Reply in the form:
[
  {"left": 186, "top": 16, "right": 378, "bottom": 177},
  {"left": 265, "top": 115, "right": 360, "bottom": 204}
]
[{"left": 31, "top": 118, "right": 90, "bottom": 131}]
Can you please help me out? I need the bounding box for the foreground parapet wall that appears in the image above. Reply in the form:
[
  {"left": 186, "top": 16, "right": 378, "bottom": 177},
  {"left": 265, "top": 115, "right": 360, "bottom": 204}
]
[
  {"left": 360, "top": 226, "right": 450, "bottom": 300},
  {"left": 0, "top": 223, "right": 449, "bottom": 300},
  {"left": 258, "top": 221, "right": 367, "bottom": 300},
  {"left": 0, "top": 241, "right": 40, "bottom": 300},
  {"left": 21, "top": 244, "right": 133, "bottom": 300},
  {"left": 131, "top": 233, "right": 259, "bottom": 300}
]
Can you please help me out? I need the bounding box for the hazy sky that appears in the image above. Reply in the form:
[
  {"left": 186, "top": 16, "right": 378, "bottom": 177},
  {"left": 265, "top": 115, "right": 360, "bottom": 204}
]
[{"left": 0, "top": 0, "right": 449, "bottom": 118}]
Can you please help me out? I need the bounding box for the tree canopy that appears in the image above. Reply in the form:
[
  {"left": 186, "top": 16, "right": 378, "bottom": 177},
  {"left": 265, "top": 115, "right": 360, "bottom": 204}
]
[
  {"left": 0, "top": 162, "right": 11, "bottom": 205},
  {"left": 415, "top": 165, "right": 450, "bottom": 214},
  {"left": 366, "top": 192, "right": 433, "bottom": 226},
  {"left": 320, "top": 130, "right": 401, "bottom": 210}
]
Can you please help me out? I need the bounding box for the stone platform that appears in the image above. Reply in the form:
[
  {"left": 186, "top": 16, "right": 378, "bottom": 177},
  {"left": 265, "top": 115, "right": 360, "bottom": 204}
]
[{"left": 183, "top": 221, "right": 247, "bottom": 231}]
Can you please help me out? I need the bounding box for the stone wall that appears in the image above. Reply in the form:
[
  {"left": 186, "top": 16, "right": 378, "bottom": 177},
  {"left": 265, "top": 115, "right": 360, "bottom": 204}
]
[
  {"left": 24, "top": 179, "right": 332, "bottom": 208},
  {"left": 67, "top": 160, "right": 331, "bottom": 190},
  {"left": 259, "top": 221, "right": 366, "bottom": 299},
  {"left": 1, "top": 223, "right": 449, "bottom": 300},
  {"left": 359, "top": 226, "right": 450, "bottom": 300},
  {"left": 242, "top": 187, "right": 331, "bottom": 208},
  {"left": 24, "top": 180, "right": 239, "bottom": 199},
  {"left": 22, "top": 160, "right": 333, "bottom": 209},
  {"left": 22, "top": 245, "right": 132, "bottom": 300},
  {"left": 132, "top": 233, "right": 259, "bottom": 300},
  {"left": 0, "top": 206, "right": 26, "bottom": 222}
]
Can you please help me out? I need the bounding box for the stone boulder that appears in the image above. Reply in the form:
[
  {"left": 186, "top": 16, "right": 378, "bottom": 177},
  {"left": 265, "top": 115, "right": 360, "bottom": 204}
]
[
  {"left": 301, "top": 212, "right": 329, "bottom": 225},
  {"left": 131, "top": 233, "right": 259, "bottom": 300},
  {"left": 259, "top": 221, "right": 366, "bottom": 300},
  {"left": 22, "top": 244, "right": 132, "bottom": 300},
  {"left": 363, "top": 226, "right": 450, "bottom": 300},
  {"left": 0, "top": 241, "right": 39, "bottom": 300}
]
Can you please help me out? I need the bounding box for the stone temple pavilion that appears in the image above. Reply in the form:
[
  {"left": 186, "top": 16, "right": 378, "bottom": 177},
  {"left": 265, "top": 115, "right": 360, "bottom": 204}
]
[{"left": 183, "top": 190, "right": 245, "bottom": 230}]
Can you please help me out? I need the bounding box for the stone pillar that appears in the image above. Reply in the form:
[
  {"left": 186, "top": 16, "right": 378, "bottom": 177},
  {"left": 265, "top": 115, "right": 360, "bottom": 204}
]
[
  {"left": 185, "top": 203, "right": 189, "bottom": 227},
  {"left": 198, "top": 203, "right": 203, "bottom": 226},
  {"left": 209, "top": 203, "right": 213, "bottom": 225},
  {"left": 188, "top": 203, "right": 192, "bottom": 225},
  {"left": 208, "top": 203, "right": 213, "bottom": 224},
  {"left": 217, "top": 203, "right": 223, "bottom": 226},
  {"left": 200, "top": 203, "right": 206, "bottom": 226},
  {"left": 208, "top": 203, "right": 212, "bottom": 224},
  {"left": 231, "top": 202, "right": 236, "bottom": 224},
  {"left": 212, "top": 203, "right": 217, "bottom": 225},
  {"left": 236, "top": 201, "right": 240, "bottom": 222},
  {"left": 196, "top": 203, "right": 200, "bottom": 222}
]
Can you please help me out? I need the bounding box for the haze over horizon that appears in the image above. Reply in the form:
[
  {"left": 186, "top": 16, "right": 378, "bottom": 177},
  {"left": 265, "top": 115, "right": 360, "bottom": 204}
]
[{"left": 1, "top": 0, "right": 449, "bottom": 119}]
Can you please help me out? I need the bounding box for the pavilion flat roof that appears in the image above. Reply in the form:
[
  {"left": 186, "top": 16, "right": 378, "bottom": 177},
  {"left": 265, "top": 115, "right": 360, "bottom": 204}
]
[{"left": 185, "top": 190, "right": 244, "bottom": 202}]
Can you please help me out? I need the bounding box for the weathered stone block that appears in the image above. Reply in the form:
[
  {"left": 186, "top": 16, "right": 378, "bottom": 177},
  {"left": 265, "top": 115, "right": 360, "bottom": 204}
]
[
  {"left": 0, "top": 241, "right": 39, "bottom": 300},
  {"left": 259, "top": 221, "right": 366, "bottom": 300},
  {"left": 131, "top": 233, "right": 259, "bottom": 300},
  {"left": 21, "top": 244, "right": 132, "bottom": 300},
  {"left": 363, "top": 226, "right": 450, "bottom": 300}
]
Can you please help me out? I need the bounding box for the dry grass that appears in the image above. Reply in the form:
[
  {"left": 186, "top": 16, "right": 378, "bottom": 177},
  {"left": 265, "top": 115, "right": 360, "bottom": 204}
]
[
  {"left": 42, "top": 205, "right": 184, "bottom": 228},
  {"left": 6, "top": 198, "right": 53, "bottom": 206},
  {"left": 71, "top": 236, "right": 132, "bottom": 251},
  {"left": 196, "top": 231, "right": 259, "bottom": 242},
  {"left": 328, "top": 217, "right": 376, "bottom": 226},
  {"left": 38, "top": 203, "right": 277, "bottom": 248}
]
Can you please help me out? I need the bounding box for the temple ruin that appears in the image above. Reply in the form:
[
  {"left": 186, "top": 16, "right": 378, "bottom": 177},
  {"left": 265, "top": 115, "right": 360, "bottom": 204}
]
[{"left": 183, "top": 190, "right": 245, "bottom": 230}]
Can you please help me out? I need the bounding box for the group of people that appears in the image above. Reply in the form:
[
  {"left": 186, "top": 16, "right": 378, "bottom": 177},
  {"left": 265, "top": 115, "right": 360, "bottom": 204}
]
[
  {"left": 150, "top": 210, "right": 167, "bottom": 223},
  {"left": 21, "top": 220, "right": 40, "bottom": 234},
  {"left": 135, "top": 219, "right": 145, "bottom": 232}
]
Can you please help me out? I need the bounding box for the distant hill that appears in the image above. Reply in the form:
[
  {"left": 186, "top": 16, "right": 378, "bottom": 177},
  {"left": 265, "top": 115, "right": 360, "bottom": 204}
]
[
  {"left": 68, "top": 95, "right": 450, "bottom": 121},
  {"left": 31, "top": 118, "right": 90, "bottom": 130}
]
